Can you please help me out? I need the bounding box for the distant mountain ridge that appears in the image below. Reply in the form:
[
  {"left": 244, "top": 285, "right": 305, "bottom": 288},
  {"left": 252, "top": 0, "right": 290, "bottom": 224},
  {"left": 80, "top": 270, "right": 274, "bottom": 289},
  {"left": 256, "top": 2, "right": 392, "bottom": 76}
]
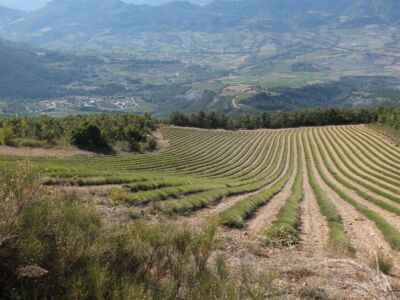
[
  {"left": 124, "top": 0, "right": 212, "bottom": 5},
  {"left": 0, "top": 0, "right": 399, "bottom": 49},
  {"left": 0, "top": 5, "right": 23, "bottom": 24},
  {"left": 0, "top": 0, "right": 212, "bottom": 11},
  {"left": 0, "top": 0, "right": 400, "bottom": 37}
]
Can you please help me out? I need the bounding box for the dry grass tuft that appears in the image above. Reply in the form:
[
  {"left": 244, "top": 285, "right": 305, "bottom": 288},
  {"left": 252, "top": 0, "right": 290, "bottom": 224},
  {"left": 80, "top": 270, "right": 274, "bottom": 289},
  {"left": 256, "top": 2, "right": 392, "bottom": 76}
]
[{"left": 325, "top": 259, "right": 397, "bottom": 300}]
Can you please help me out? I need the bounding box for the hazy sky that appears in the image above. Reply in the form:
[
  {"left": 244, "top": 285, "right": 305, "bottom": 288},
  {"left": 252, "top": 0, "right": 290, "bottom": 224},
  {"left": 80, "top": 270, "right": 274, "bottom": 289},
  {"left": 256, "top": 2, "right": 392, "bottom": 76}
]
[
  {"left": 0, "top": 0, "right": 212, "bottom": 11},
  {"left": 0, "top": 0, "right": 49, "bottom": 11}
]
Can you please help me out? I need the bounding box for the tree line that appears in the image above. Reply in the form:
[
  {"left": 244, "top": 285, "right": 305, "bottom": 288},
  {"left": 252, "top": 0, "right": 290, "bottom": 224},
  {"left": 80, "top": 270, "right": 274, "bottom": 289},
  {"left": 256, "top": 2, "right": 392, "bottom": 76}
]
[
  {"left": 0, "top": 106, "right": 397, "bottom": 152},
  {"left": 168, "top": 107, "right": 378, "bottom": 130},
  {"left": 0, "top": 113, "right": 157, "bottom": 152}
]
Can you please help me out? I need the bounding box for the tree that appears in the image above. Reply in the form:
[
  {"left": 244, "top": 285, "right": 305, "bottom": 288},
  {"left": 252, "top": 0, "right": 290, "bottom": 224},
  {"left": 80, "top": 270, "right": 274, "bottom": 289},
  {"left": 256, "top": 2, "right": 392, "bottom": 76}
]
[
  {"left": 169, "top": 112, "right": 190, "bottom": 127},
  {"left": 69, "top": 122, "right": 109, "bottom": 151}
]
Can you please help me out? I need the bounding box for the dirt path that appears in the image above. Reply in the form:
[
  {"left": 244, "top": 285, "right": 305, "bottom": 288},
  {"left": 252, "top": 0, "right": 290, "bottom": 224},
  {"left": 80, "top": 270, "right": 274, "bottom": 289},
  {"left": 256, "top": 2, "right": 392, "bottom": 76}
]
[
  {"left": 0, "top": 145, "right": 93, "bottom": 158},
  {"left": 299, "top": 135, "right": 329, "bottom": 252},
  {"left": 232, "top": 98, "right": 240, "bottom": 109},
  {"left": 58, "top": 184, "right": 119, "bottom": 193},
  {"left": 215, "top": 226, "right": 396, "bottom": 299}
]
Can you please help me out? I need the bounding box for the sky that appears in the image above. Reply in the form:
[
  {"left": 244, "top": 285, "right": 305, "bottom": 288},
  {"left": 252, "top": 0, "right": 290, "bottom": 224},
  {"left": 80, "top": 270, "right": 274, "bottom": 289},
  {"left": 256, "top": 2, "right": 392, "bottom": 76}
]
[
  {"left": 0, "top": 0, "right": 212, "bottom": 11},
  {"left": 0, "top": 0, "right": 49, "bottom": 11}
]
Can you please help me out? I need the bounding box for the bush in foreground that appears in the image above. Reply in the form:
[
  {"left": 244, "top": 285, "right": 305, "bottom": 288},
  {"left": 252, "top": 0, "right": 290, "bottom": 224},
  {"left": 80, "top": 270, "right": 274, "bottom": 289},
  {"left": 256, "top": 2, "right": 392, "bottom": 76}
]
[
  {"left": 0, "top": 196, "right": 276, "bottom": 299},
  {"left": 0, "top": 164, "right": 276, "bottom": 299},
  {"left": 0, "top": 161, "right": 41, "bottom": 246}
]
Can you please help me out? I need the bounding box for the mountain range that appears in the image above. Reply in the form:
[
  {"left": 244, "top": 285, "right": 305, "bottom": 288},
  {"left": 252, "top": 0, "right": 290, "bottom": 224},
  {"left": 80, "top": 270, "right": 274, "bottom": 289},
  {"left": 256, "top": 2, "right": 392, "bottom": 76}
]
[
  {"left": 0, "top": 0, "right": 400, "bottom": 116},
  {"left": 0, "top": 0, "right": 213, "bottom": 11},
  {"left": 0, "top": 0, "right": 399, "bottom": 50}
]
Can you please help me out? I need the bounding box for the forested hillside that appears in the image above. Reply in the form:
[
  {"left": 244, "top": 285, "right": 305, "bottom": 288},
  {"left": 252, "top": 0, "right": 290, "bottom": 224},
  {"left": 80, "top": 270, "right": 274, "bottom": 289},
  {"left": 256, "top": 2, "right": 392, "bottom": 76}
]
[{"left": 0, "top": 38, "right": 80, "bottom": 98}]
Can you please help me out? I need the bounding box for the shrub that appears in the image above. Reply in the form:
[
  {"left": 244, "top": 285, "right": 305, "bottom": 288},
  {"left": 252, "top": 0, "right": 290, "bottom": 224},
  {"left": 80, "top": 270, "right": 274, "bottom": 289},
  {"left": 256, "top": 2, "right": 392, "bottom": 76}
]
[
  {"left": 375, "top": 252, "right": 393, "bottom": 275},
  {"left": 0, "top": 188, "right": 277, "bottom": 299},
  {"left": 297, "top": 287, "right": 328, "bottom": 300},
  {"left": 239, "top": 264, "right": 277, "bottom": 299},
  {"left": 110, "top": 188, "right": 128, "bottom": 202},
  {"left": 17, "top": 193, "right": 102, "bottom": 297},
  {"left": 129, "top": 140, "right": 140, "bottom": 152},
  {"left": 11, "top": 138, "right": 46, "bottom": 148},
  {"left": 147, "top": 136, "right": 158, "bottom": 151},
  {"left": 0, "top": 127, "right": 14, "bottom": 146},
  {"left": 125, "top": 125, "right": 145, "bottom": 143},
  {"left": 69, "top": 122, "right": 109, "bottom": 150},
  {"left": 114, "top": 140, "right": 132, "bottom": 153},
  {"left": 261, "top": 226, "right": 299, "bottom": 248},
  {"left": 0, "top": 161, "right": 40, "bottom": 247}
]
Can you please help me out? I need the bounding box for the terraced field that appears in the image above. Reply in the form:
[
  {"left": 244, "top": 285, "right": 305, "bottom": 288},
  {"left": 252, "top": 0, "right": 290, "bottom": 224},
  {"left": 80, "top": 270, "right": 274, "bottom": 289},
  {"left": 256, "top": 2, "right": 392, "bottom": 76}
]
[{"left": 2, "top": 124, "right": 400, "bottom": 297}]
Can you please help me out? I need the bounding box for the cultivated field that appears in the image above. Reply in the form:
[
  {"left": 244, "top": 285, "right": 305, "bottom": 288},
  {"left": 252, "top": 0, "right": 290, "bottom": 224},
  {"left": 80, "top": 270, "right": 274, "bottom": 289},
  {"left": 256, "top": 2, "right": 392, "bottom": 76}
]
[{"left": 2, "top": 124, "right": 400, "bottom": 298}]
